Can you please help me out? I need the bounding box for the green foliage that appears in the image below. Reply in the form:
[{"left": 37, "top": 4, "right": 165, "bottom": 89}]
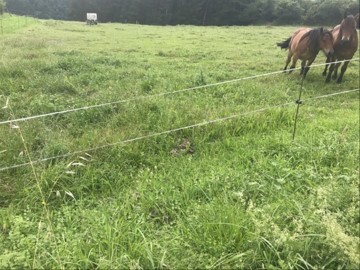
[
  {"left": 5, "top": 0, "right": 360, "bottom": 26},
  {"left": 274, "top": 0, "right": 303, "bottom": 24},
  {"left": 0, "top": 19, "right": 359, "bottom": 269},
  {"left": 0, "top": 0, "right": 5, "bottom": 15},
  {"left": 303, "top": 0, "right": 359, "bottom": 25}
]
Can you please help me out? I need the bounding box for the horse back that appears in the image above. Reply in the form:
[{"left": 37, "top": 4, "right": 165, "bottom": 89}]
[{"left": 289, "top": 28, "right": 311, "bottom": 55}]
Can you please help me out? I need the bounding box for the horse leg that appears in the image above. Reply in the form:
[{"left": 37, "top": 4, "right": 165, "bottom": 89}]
[
  {"left": 283, "top": 53, "right": 292, "bottom": 73},
  {"left": 326, "top": 63, "right": 335, "bottom": 83},
  {"left": 300, "top": 60, "right": 306, "bottom": 75},
  {"left": 302, "top": 57, "right": 316, "bottom": 78},
  {"left": 322, "top": 55, "right": 331, "bottom": 76},
  {"left": 332, "top": 62, "right": 341, "bottom": 80},
  {"left": 289, "top": 55, "right": 298, "bottom": 74},
  {"left": 337, "top": 60, "right": 350, "bottom": 83}
]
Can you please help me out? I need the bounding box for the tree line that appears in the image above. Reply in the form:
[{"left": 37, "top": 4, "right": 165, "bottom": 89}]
[
  {"left": 0, "top": 0, "right": 6, "bottom": 15},
  {"left": 4, "top": 0, "right": 360, "bottom": 26}
]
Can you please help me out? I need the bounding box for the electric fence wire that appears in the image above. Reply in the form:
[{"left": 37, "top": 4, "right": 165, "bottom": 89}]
[
  {"left": 1, "top": 58, "right": 358, "bottom": 126},
  {"left": 0, "top": 88, "right": 358, "bottom": 172}
]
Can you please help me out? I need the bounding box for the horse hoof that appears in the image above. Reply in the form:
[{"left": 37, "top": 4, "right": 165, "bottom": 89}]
[
  {"left": 322, "top": 72, "right": 327, "bottom": 76},
  {"left": 325, "top": 78, "right": 331, "bottom": 83},
  {"left": 332, "top": 75, "right": 337, "bottom": 80},
  {"left": 337, "top": 79, "right": 342, "bottom": 84}
]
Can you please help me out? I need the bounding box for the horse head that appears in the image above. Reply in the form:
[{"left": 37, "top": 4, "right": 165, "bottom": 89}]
[
  {"left": 318, "top": 28, "right": 334, "bottom": 57},
  {"left": 339, "top": 14, "right": 357, "bottom": 42}
]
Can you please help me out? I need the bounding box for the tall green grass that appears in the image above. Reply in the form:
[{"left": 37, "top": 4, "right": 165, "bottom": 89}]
[
  {"left": 0, "top": 13, "right": 38, "bottom": 35},
  {"left": 0, "top": 17, "right": 359, "bottom": 269}
]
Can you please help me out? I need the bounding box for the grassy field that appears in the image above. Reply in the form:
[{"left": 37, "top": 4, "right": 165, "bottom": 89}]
[{"left": 0, "top": 15, "right": 359, "bottom": 269}]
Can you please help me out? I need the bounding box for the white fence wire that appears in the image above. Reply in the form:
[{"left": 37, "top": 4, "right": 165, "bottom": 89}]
[
  {"left": 0, "top": 88, "right": 358, "bottom": 172},
  {"left": 1, "top": 58, "right": 359, "bottom": 126}
]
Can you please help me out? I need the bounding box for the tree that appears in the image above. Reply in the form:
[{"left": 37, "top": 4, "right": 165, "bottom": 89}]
[
  {"left": 0, "top": 0, "right": 6, "bottom": 15},
  {"left": 4, "top": 0, "right": 360, "bottom": 26},
  {"left": 274, "top": 0, "right": 303, "bottom": 24},
  {"left": 259, "top": 0, "right": 276, "bottom": 24},
  {"left": 317, "top": 0, "right": 343, "bottom": 25},
  {"left": 303, "top": 0, "right": 359, "bottom": 26}
]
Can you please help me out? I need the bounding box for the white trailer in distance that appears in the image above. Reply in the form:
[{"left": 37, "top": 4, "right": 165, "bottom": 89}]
[{"left": 86, "top": 13, "right": 98, "bottom": 25}]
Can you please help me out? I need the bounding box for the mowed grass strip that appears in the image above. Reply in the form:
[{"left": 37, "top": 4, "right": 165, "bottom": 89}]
[{"left": 0, "top": 17, "right": 359, "bottom": 269}]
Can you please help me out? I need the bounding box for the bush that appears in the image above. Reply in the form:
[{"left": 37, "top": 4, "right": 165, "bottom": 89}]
[
  {"left": 274, "top": 0, "right": 303, "bottom": 24},
  {"left": 0, "top": 0, "right": 5, "bottom": 15}
]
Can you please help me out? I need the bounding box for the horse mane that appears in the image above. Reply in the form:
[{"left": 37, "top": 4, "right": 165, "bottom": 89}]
[{"left": 299, "top": 28, "right": 332, "bottom": 53}]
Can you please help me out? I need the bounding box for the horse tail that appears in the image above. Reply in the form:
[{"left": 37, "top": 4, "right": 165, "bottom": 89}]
[{"left": 277, "top": 37, "right": 291, "bottom": 49}]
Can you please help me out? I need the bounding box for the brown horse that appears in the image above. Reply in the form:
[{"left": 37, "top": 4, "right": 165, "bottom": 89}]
[
  {"left": 323, "top": 14, "right": 359, "bottom": 83},
  {"left": 278, "top": 27, "right": 334, "bottom": 78}
]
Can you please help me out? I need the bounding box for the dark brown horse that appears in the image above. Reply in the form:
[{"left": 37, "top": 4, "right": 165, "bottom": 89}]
[
  {"left": 323, "top": 14, "right": 359, "bottom": 83},
  {"left": 277, "top": 27, "right": 334, "bottom": 78}
]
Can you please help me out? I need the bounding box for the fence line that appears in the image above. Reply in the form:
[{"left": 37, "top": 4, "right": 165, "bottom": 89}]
[
  {"left": 0, "top": 88, "right": 358, "bottom": 172},
  {"left": 302, "top": 88, "right": 360, "bottom": 102},
  {"left": 1, "top": 58, "right": 359, "bottom": 126}
]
